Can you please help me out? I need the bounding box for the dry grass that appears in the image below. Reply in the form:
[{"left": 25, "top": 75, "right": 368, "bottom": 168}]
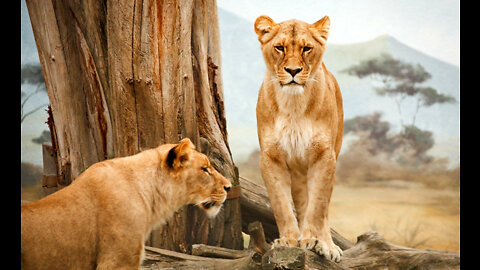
[
  {"left": 335, "top": 136, "right": 460, "bottom": 190},
  {"left": 329, "top": 182, "right": 459, "bottom": 251}
]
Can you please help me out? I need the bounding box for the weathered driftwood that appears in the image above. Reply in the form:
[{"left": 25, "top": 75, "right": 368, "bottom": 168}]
[
  {"left": 247, "top": 221, "right": 271, "bottom": 255},
  {"left": 142, "top": 246, "right": 261, "bottom": 270},
  {"left": 192, "top": 244, "right": 252, "bottom": 259},
  {"left": 261, "top": 231, "right": 460, "bottom": 270},
  {"left": 339, "top": 231, "right": 460, "bottom": 270},
  {"left": 142, "top": 230, "right": 460, "bottom": 269},
  {"left": 262, "top": 247, "right": 345, "bottom": 270},
  {"left": 239, "top": 176, "right": 353, "bottom": 251}
]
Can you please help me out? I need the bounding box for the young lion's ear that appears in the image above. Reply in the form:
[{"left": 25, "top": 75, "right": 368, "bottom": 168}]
[
  {"left": 309, "top": 16, "right": 330, "bottom": 46},
  {"left": 165, "top": 138, "right": 195, "bottom": 170},
  {"left": 254, "top": 15, "right": 278, "bottom": 44}
]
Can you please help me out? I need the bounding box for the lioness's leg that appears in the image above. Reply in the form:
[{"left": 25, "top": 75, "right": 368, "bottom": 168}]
[
  {"left": 96, "top": 244, "right": 143, "bottom": 270},
  {"left": 300, "top": 148, "right": 342, "bottom": 262},
  {"left": 290, "top": 170, "right": 308, "bottom": 231},
  {"left": 260, "top": 151, "right": 300, "bottom": 247},
  {"left": 96, "top": 226, "right": 144, "bottom": 270}
]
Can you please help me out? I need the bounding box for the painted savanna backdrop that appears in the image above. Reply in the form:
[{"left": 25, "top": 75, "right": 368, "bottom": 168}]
[{"left": 21, "top": 0, "right": 459, "bottom": 252}]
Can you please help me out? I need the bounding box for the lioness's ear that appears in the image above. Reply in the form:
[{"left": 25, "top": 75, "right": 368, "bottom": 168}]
[
  {"left": 309, "top": 16, "right": 330, "bottom": 46},
  {"left": 254, "top": 15, "right": 278, "bottom": 44},
  {"left": 165, "top": 138, "right": 195, "bottom": 170}
]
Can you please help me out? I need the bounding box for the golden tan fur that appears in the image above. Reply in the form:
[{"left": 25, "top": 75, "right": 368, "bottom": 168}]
[
  {"left": 254, "top": 16, "right": 344, "bottom": 262},
  {"left": 21, "top": 138, "right": 231, "bottom": 270}
]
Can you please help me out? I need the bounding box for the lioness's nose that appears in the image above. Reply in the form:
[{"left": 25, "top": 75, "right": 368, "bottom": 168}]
[
  {"left": 224, "top": 185, "right": 231, "bottom": 192},
  {"left": 284, "top": 67, "right": 302, "bottom": 77}
]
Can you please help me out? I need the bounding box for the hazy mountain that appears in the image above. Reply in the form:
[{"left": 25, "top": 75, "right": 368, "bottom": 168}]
[
  {"left": 21, "top": 0, "right": 39, "bottom": 66},
  {"left": 218, "top": 8, "right": 459, "bottom": 165}
]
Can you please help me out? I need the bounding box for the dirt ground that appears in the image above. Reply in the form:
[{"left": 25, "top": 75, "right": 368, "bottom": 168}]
[{"left": 329, "top": 180, "right": 460, "bottom": 251}]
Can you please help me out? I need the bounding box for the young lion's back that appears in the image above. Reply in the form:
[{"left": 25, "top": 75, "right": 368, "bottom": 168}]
[
  {"left": 20, "top": 160, "right": 143, "bottom": 270},
  {"left": 21, "top": 178, "right": 99, "bottom": 270}
]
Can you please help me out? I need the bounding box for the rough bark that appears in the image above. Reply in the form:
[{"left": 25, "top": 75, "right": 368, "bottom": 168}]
[
  {"left": 26, "top": 0, "right": 242, "bottom": 252},
  {"left": 340, "top": 231, "right": 460, "bottom": 269},
  {"left": 192, "top": 244, "right": 251, "bottom": 259},
  {"left": 141, "top": 231, "right": 460, "bottom": 270},
  {"left": 261, "top": 231, "right": 460, "bottom": 270},
  {"left": 142, "top": 246, "right": 260, "bottom": 270},
  {"left": 247, "top": 221, "right": 271, "bottom": 255}
]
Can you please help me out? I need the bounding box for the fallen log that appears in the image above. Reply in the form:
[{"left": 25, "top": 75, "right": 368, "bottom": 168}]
[
  {"left": 239, "top": 176, "right": 353, "bottom": 251},
  {"left": 262, "top": 247, "right": 346, "bottom": 270},
  {"left": 247, "top": 221, "right": 271, "bottom": 255},
  {"left": 142, "top": 231, "right": 460, "bottom": 269},
  {"left": 261, "top": 231, "right": 460, "bottom": 270},
  {"left": 340, "top": 231, "right": 460, "bottom": 269},
  {"left": 141, "top": 245, "right": 261, "bottom": 270},
  {"left": 191, "top": 244, "right": 252, "bottom": 259}
]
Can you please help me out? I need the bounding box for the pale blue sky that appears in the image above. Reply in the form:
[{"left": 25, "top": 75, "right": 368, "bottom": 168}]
[{"left": 217, "top": 0, "right": 459, "bottom": 66}]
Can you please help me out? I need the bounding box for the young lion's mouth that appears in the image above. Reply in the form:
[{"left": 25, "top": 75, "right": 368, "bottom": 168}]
[{"left": 202, "top": 201, "right": 217, "bottom": 209}]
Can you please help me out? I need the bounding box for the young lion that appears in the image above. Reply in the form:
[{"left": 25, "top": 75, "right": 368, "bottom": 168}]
[
  {"left": 21, "top": 138, "right": 232, "bottom": 270},
  {"left": 254, "top": 16, "right": 344, "bottom": 262}
]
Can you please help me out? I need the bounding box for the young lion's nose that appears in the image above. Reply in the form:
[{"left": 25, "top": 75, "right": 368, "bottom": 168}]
[
  {"left": 224, "top": 185, "right": 231, "bottom": 192},
  {"left": 284, "top": 67, "right": 302, "bottom": 77}
]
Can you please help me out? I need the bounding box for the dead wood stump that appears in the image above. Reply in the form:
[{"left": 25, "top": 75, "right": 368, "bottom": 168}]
[{"left": 261, "top": 231, "right": 460, "bottom": 270}]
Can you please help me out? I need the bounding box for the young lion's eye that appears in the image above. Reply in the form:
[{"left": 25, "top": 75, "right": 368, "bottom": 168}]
[
  {"left": 202, "top": 167, "right": 210, "bottom": 174},
  {"left": 275, "top": 46, "right": 284, "bottom": 52},
  {"left": 303, "top": 46, "right": 312, "bottom": 53}
]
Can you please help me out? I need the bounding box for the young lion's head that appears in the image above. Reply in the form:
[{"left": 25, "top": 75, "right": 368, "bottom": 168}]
[
  {"left": 254, "top": 15, "right": 331, "bottom": 94},
  {"left": 163, "top": 138, "right": 232, "bottom": 218}
]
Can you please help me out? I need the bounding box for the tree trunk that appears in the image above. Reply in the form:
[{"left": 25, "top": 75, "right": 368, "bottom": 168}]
[{"left": 26, "top": 0, "right": 243, "bottom": 252}]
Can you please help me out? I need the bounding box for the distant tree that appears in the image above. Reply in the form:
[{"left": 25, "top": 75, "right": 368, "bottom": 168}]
[
  {"left": 21, "top": 162, "right": 43, "bottom": 187},
  {"left": 32, "top": 130, "right": 51, "bottom": 145},
  {"left": 21, "top": 63, "right": 45, "bottom": 85},
  {"left": 344, "top": 112, "right": 399, "bottom": 155},
  {"left": 21, "top": 64, "right": 49, "bottom": 123},
  {"left": 344, "top": 112, "right": 434, "bottom": 164},
  {"left": 400, "top": 125, "right": 434, "bottom": 162},
  {"left": 343, "top": 54, "right": 455, "bottom": 128}
]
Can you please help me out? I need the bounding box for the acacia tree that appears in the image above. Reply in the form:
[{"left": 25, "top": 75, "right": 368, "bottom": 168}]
[
  {"left": 26, "top": 0, "right": 243, "bottom": 252},
  {"left": 21, "top": 64, "right": 48, "bottom": 123},
  {"left": 343, "top": 54, "right": 455, "bottom": 128},
  {"left": 343, "top": 112, "right": 435, "bottom": 164}
]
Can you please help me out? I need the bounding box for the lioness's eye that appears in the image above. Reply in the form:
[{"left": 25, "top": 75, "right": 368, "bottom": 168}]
[
  {"left": 275, "top": 46, "right": 284, "bottom": 52},
  {"left": 303, "top": 46, "right": 312, "bottom": 53},
  {"left": 202, "top": 167, "right": 209, "bottom": 174}
]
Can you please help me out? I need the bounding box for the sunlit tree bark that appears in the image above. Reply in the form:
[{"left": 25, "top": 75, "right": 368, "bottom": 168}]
[{"left": 26, "top": 0, "right": 243, "bottom": 252}]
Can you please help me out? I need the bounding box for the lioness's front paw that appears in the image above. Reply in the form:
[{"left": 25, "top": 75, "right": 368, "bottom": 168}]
[
  {"left": 272, "top": 237, "right": 299, "bottom": 248},
  {"left": 300, "top": 238, "right": 343, "bottom": 262}
]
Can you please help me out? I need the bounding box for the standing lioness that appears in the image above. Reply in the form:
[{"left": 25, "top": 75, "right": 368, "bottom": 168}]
[
  {"left": 21, "top": 138, "right": 231, "bottom": 270},
  {"left": 254, "top": 16, "right": 343, "bottom": 262}
]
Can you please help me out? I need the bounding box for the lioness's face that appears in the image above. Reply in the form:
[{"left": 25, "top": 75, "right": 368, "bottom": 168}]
[
  {"left": 254, "top": 16, "right": 331, "bottom": 94},
  {"left": 165, "top": 138, "right": 232, "bottom": 218},
  {"left": 185, "top": 151, "right": 232, "bottom": 217}
]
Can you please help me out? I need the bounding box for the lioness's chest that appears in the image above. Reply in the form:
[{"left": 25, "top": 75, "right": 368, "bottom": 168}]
[{"left": 273, "top": 115, "right": 315, "bottom": 160}]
